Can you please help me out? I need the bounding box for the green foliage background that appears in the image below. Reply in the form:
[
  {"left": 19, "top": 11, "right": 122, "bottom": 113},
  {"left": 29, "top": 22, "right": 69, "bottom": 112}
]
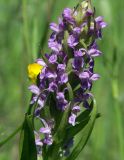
[{"left": 0, "top": 0, "right": 124, "bottom": 159}]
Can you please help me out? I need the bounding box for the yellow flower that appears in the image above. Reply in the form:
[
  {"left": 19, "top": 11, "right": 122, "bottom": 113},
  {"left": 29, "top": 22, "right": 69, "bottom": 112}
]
[{"left": 28, "top": 63, "right": 43, "bottom": 83}]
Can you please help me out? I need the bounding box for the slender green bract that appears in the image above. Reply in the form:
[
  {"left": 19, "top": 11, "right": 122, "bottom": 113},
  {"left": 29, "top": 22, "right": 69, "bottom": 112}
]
[{"left": 19, "top": 114, "right": 37, "bottom": 160}]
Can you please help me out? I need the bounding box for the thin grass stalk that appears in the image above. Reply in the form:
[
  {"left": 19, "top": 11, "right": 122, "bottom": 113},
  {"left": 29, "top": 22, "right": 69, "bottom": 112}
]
[
  {"left": 22, "top": 0, "right": 31, "bottom": 59},
  {"left": 112, "top": 78, "right": 124, "bottom": 160},
  {"left": 0, "top": 125, "right": 22, "bottom": 148},
  {"left": 37, "top": 0, "right": 57, "bottom": 57}
]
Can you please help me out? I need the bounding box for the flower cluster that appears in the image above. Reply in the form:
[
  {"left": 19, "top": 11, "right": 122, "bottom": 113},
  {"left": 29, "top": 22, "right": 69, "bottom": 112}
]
[{"left": 28, "top": 1, "right": 106, "bottom": 156}]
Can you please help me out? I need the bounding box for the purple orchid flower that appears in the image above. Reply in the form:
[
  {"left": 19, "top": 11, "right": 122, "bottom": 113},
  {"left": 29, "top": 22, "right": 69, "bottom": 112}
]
[{"left": 27, "top": 0, "right": 107, "bottom": 156}]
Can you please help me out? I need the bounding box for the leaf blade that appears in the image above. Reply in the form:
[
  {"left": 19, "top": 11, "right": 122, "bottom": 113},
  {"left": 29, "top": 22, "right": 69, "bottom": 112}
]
[
  {"left": 66, "top": 99, "right": 97, "bottom": 160},
  {"left": 19, "top": 114, "right": 37, "bottom": 160}
]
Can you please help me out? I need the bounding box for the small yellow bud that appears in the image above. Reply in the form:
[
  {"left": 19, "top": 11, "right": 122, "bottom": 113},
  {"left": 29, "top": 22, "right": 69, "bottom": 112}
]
[
  {"left": 81, "top": 1, "right": 88, "bottom": 9},
  {"left": 28, "top": 63, "right": 43, "bottom": 83}
]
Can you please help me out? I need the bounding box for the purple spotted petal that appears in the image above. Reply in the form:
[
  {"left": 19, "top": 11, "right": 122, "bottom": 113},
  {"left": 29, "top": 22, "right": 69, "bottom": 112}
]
[
  {"left": 43, "top": 135, "right": 53, "bottom": 145},
  {"left": 68, "top": 35, "right": 78, "bottom": 48},
  {"left": 74, "top": 49, "right": 86, "bottom": 57},
  {"left": 39, "top": 69, "right": 46, "bottom": 81},
  {"left": 59, "top": 73, "right": 68, "bottom": 84},
  {"left": 95, "top": 16, "right": 103, "bottom": 22},
  {"left": 95, "top": 16, "right": 107, "bottom": 29},
  {"left": 50, "top": 22, "right": 59, "bottom": 32},
  {"left": 28, "top": 85, "right": 40, "bottom": 95},
  {"left": 37, "top": 99, "right": 44, "bottom": 107},
  {"left": 39, "top": 127, "right": 51, "bottom": 134},
  {"left": 86, "top": 9, "right": 93, "bottom": 16},
  {"left": 73, "top": 27, "right": 81, "bottom": 35},
  {"left": 48, "top": 82, "right": 58, "bottom": 92},
  {"left": 72, "top": 57, "right": 84, "bottom": 70},
  {"left": 100, "top": 22, "right": 107, "bottom": 28},
  {"left": 63, "top": 8, "right": 72, "bottom": 18},
  {"left": 49, "top": 32, "right": 56, "bottom": 42},
  {"left": 49, "top": 54, "right": 57, "bottom": 64},
  {"left": 62, "top": 8, "right": 75, "bottom": 24},
  {"left": 56, "top": 92, "right": 65, "bottom": 101},
  {"left": 35, "top": 139, "right": 43, "bottom": 146},
  {"left": 72, "top": 106, "right": 80, "bottom": 113},
  {"left": 79, "top": 71, "right": 90, "bottom": 79},
  {"left": 46, "top": 71, "right": 57, "bottom": 79},
  {"left": 57, "top": 64, "right": 66, "bottom": 72},
  {"left": 89, "top": 58, "right": 94, "bottom": 73},
  {"left": 58, "top": 18, "right": 65, "bottom": 30},
  {"left": 48, "top": 41, "right": 62, "bottom": 52},
  {"left": 90, "top": 73, "right": 100, "bottom": 81},
  {"left": 35, "top": 107, "right": 42, "bottom": 117},
  {"left": 36, "top": 59, "right": 46, "bottom": 66},
  {"left": 35, "top": 132, "right": 43, "bottom": 146},
  {"left": 68, "top": 113, "right": 76, "bottom": 126},
  {"left": 30, "top": 96, "right": 37, "bottom": 105},
  {"left": 88, "top": 49, "right": 102, "bottom": 57},
  {"left": 56, "top": 92, "right": 68, "bottom": 110}
]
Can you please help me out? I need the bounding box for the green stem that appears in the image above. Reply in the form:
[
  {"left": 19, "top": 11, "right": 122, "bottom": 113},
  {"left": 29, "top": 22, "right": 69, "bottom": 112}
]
[
  {"left": 0, "top": 124, "right": 22, "bottom": 148},
  {"left": 27, "top": 95, "right": 34, "bottom": 115}
]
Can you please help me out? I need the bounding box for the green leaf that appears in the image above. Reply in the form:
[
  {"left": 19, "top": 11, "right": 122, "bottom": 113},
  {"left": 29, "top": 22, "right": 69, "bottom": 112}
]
[
  {"left": 67, "top": 82, "right": 74, "bottom": 101},
  {"left": 47, "top": 93, "right": 65, "bottom": 137},
  {"left": 66, "top": 58, "right": 73, "bottom": 74},
  {"left": 66, "top": 99, "right": 97, "bottom": 160},
  {"left": 54, "top": 105, "right": 71, "bottom": 143},
  {"left": 63, "top": 31, "right": 71, "bottom": 58},
  {"left": 64, "top": 109, "right": 91, "bottom": 143},
  {"left": 19, "top": 114, "right": 37, "bottom": 160}
]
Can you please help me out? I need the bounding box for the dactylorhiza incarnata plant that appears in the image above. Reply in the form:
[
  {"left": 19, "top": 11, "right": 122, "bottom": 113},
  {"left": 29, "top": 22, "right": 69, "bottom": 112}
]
[{"left": 20, "top": 1, "right": 107, "bottom": 160}]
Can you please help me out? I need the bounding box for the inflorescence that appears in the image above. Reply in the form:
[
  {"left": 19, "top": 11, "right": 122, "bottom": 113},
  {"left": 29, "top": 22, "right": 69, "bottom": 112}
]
[{"left": 27, "top": 0, "right": 107, "bottom": 156}]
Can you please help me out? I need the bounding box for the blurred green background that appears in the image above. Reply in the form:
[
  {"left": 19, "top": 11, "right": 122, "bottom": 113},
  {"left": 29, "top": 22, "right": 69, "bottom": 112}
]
[{"left": 0, "top": 0, "right": 124, "bottom": 159}]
